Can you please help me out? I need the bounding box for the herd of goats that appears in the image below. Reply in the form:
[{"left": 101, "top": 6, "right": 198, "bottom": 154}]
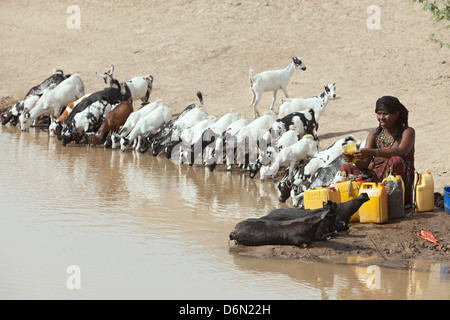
[{"left": 1, "top": 56, "right": 360, "bottom": 210}]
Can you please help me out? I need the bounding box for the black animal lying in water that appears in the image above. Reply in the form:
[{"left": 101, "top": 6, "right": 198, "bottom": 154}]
[{"left": 229, "top": 193, "right": 370, "bottom": 247}]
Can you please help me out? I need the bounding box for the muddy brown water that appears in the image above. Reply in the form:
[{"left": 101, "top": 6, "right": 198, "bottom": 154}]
[{"left": 0, "top": 125, "right": 449, "bottom": 300}]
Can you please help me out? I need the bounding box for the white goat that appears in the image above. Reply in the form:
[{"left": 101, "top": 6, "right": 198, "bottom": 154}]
[
  {"left": 204, "top": 117, "right": 250, "bottom": 169},
  {"left": 201, "top": 111, "right": 241, "bottom": 163},
  {"left": 168, "top": 104, "right": 209, "bottom": 146},
  {"left": 259, "top": 134, "right": 318, "bottom": 181},
  {"left": 233, "top": 111, "right": 277, "bottom": 169},
  {"left": 2, "top": 68, "right": 68, "bottom": 126},
  {"left": 289, "top": 136, "right": 358, "bottom": 206},
  {"left": 96, "top": 65, "right": 153, "bottom": 104},
  {"left": 278, "top": 83, "right": 336, "bottom": 120},
  {"left": 249, "top": 56, "right": 306, "bottom": 119},
  {"left": 120, "top": 104, "right": 172, "bottom": 152},
  {"left": 111, "top": 99, "right": 167, "bottom": 149},
  {"left": 19, "top": 74, "right": 85, "bottom": 131},
  {"left": 178, "top": 116, "right": 217, "bottom": 163},
  {"left": 249, "top": 124, "right": 302, "bottom": 179}
]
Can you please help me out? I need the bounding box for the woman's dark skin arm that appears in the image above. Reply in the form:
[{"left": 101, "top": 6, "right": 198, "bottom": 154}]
[
  {"left": 343, "top": 127, "right": 415, "bottom": 170},
  {"left": 342, "top": 128, "right": 377, "bottom": 170}
]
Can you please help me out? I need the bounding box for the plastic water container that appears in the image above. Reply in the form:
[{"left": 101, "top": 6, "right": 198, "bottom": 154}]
[
  {"left": 333, "top": 178, "right": 363, "bottom": 223},
  {"left": 414, "top": 171, "right": 435, "bottom": 212},
  {"left": 358, "top": 183, "right": 388, "bottom": 224},
  {"left": 304, "top": 187, "right": 341, "bottom": 210},
  {"left": 383, "top": 175, "right": 405, "bottom": 219},
  {"left": 444, "top": 186, "right": 450, "bottom": 214}
]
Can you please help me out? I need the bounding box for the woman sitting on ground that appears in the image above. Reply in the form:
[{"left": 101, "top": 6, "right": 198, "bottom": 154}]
[{"left": 340, "top": 96, "right": 415, "bottom": 207}]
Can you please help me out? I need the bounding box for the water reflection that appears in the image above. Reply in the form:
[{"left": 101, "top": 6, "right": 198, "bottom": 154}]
[{"left": 0, "top": 125, "right": 449, "bottom": 300}]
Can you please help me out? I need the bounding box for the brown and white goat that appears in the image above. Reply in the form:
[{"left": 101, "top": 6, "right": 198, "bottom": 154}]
[{"left": 91, "top": 99, "right": 134, "bottom": 146}]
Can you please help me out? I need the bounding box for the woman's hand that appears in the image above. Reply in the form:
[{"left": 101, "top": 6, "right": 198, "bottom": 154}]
[
  {"left": 342, "top": 152, "right": 355, "bottom": 163},
  {"left": 353, "top": 148, "right": 375, "bottom": 161}
]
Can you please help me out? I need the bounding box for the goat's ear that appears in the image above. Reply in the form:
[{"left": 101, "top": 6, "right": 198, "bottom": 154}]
[
  {"left": 325, "top": 86, "right": 330, "bottom": 93},
  {"left": 53, "top": 68, "right": 64, "bottom": 75},
  {"left": 96, "top": 72, "right": 108, "bottom": 84}
]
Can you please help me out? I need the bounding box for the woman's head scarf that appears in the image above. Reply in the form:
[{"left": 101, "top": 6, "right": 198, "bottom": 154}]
[{"left": 375, "top": 96, "right": 409, "bottom": 127}]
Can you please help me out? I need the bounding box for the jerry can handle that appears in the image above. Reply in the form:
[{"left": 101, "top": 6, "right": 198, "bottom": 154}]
[{"left": 361, "top": 182, "right": 376, "bottom": 189}]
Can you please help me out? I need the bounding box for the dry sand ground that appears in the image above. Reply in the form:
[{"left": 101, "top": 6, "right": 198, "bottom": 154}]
[{"left": 0, "top": 0, "right": 449, "bottom": 267}]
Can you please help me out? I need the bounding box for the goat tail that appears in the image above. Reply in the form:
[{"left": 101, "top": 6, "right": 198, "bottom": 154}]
[
  {"left": 197, "top": 91, "right": 204, "bottom": 106},
  {"left": 249, "top": 68, "right": 254, "bottom": 85}
]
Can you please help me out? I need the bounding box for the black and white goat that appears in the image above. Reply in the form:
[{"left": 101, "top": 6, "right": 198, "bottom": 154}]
[
  {"left": 162, "top": 97, "right": 208, "bottom": 159},
  {"left": 139, "top": 92, "right": 205, "bottom": 156},
  {"left": 249, "top": 56, "right": 306, "bottom": 118},
  {"left": 96, "top": 64, "right": 153, "bottom": 105},
  {"left": 182, "top": 111, "right": 241, "bottom": 166},
  {"left": 61, "top": 99, "right": 118, "bottom": 146},
  {"left": 2, "top": 68, "right": 68, "bottom": 126},
  {"left": 58, "top": 78, "right": 126, "bottom": 139},
  {"left": 248, "top": 109, "right": 319, "bottom": 178},
  {"left": 278, "top": 136, "right": 359, "bottom": 207},
  {"left": 278, "top": 83, "right": 336, "bottom": 121}
]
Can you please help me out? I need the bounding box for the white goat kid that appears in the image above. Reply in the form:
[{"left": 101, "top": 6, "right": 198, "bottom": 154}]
[
  {"left": 278, "top": 83, "right": 336, "bottom": 120},
  {"left": 111, "top": 99, "right": 167, "bottom": 149},
  {"left": 259, "top": 134, "right": 318, "bottom": 181},
  {"left": 120, "top": 104, "right": 172, "bottom": 152},
  {"left": 257, "top": 125, "right": 300, "bottom": 167},
  {"left": 20, "top": 74, "right": 85, "bottom": 131},
  {"left": 249, "top": 56, "right": 306, "bottom": 119}
]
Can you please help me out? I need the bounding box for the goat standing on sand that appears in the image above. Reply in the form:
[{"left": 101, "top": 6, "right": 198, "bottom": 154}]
[
  {"left": 249, "top": 56, "right": 306, "bottom": 119},
  {"left": 96, "top": 65, "right": 153, "bottom": 105},
  {"left": 279, "top": 83, "right": 336, "bottom": 121}
]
